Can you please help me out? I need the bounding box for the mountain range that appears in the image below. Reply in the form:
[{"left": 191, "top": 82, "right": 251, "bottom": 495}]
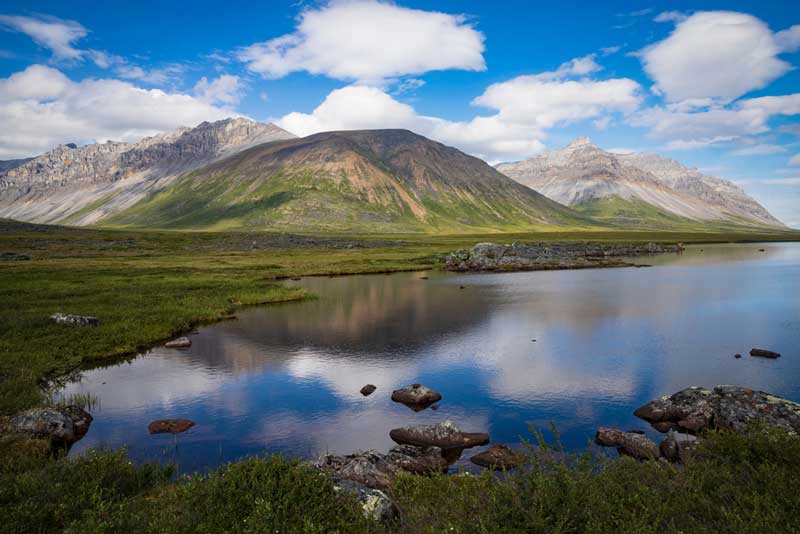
[
  {"left": 0, "top": 120, "right": 786, "bottom": 233},
  {"left": 496, "top": 137, "right": 782, "bottom": 229}
]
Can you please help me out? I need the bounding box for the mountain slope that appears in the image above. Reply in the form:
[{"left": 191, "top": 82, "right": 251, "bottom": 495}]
[
  {"left": 0, "top": 118, "right": 296, "bottom": 225},
  {"left": 106, "top": 129, "right": 587, "bottom": 233},
  {"left": 496, "top": 137, "right": 783, "bottom": 229}
]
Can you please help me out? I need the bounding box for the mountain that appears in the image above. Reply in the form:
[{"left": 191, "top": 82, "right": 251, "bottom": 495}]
[
  {"left": 496, "top": 137, "right": 783, "bottom": 229},
  {"left": 0, "top": 118, "right": 296, "bottom": 225},
  {"left": 104, "top": 129, "right": 585, "bottom": 232},
  {"left": 0, "top": 158, "right": 33, "bottom": 173}
]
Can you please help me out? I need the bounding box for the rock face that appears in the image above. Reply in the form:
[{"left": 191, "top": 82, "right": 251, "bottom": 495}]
[
  {"left": 496, "top": 137, "right": 783, "bottom": 228},
  {"left": 594, "top": 427, "right": 660, "bottom": 461},
  {"left": 9, "top": 405, "right": 93, "bottom": 446},
  {"left": 165, "top": 337, "right": 192, "bottom": 348},
  {"left": 391, "top": 384, "right": 442, "bottom": 408},
  {"left": 389, "top": 420, "right": 489, "bottom": 450},
  {"left": 147, "top": 419, "right": 196, "bottom": 435},
  {"left": 470, "top": 444, "right": 526, "bottom": 469},
  {"left": 317, "top": 445, "right": 449, "bottom": 491},
  {"left": 50, "top": 313, "right": 99, "bottom": 327},
  {"left": 634, "top": 386, "right": 800, "bottom": 435},
  {"left": 445, "top": 241, "right": 683, "bottom": 272},
  {"left": 0, "top": 118, "right": 296, "bottom": 225}
]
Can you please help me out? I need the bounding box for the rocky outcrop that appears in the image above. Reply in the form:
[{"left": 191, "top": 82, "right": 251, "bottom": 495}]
[
  {"left": 8, "top": 405, "right": 93, "bottom": 446},
  {"left": 470, "top": 444, "right": 526, "bottom": 469},
  {"left": 594, "top": 428, "right": 660, "bottom": 461},
  {"left": 445, "top": 241, "right": 683, "bottom": 272},
  {"left": 147, "top": 419, "right": 195, "bottom": 434},
  {"left": 389, "top": 420, "right": 489, "bottom": 450},
  {"left": 50, "top": 313, "right": 99, "bottom": 327},
  {"left": 391, "top": 384, "right": 441, "bottom": 409},
  {"left": 634, "top": 386, "right": 800, "bottom": 435}
]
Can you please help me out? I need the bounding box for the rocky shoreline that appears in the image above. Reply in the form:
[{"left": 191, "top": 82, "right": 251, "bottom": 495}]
[{"left": 444, "top": 241, "right": 684, "bottom": 272}]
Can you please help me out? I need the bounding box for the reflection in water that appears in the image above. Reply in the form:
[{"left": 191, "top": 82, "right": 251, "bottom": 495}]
[{"left": 63, "top": 243, "right": 800, "bottom": 472}]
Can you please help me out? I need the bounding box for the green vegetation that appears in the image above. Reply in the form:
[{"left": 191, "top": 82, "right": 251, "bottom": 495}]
[{"left": 1, "top": 426, "right": 798, "bottom": 533}]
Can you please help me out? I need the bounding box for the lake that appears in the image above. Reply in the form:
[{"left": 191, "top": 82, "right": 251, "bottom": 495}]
[{"left": 62, "top": 242, "right": 800, "bottom": 472}]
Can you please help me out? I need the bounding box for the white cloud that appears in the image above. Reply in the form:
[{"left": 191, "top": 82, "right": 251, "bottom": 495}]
[
  {"left": 237, "top": 0, "right": 485, "bottom": 84},
  {"left": 729, "top": 144, "right": 788, "bottom": 156},
  {"left": 194, "top": 75, "right": 243, "bottom": 105},
  {"left": 790, "top": 154, "right": 800, "bottom": 166},
  {"left": 114, "top": 63, "right": 186, "bottom": 85},
  {"left": 600, "top": 45, "right": 622, "bottom": 56},
  {"left": 0, "top": 65, "right": 237, "bottom": 159},
  {"left": 775, "top": 25, "right": 800, "bottom": 52},
  {"left": 0, "top": 14, "right": 87, "bottom": 60},
  {"left": 392, "top": 77, "right": 425, "bottom": 95},
  {"left": 639, "top": 11, "right": 792, "bottom": 102},
  {"left": 653, "top": 11, "right": 688, "bottom": 23}
]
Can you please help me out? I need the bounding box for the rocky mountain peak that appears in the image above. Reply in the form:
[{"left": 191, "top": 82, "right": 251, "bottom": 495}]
[{"left": 566, "top": 136, "right": 595, "bottom": 149}]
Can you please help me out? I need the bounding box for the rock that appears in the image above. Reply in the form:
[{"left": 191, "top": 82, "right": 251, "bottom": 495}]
[
  {"left": 165, "top": 337, "right": 192, "bottom": 348},
  {"left": 444, "top": 241, "right": 684, "bottom": 273},
  {"left": 50, "top": 313, "right": 99, "bottom": 327},
  {"left": 470, "top": 444, "right": 526, "bottom": 469},
  {"left": 0, "top": 252, "right": 30, "bottom": 261},
  {"left": 634, "top": 386, "right": 800, "bottom": 435},
  {"left": 391, "top": 384, "right": 442, "bottom": 409},
  {"left": 734, "top": 353, "right": 742, "bottom": 359},
  {"left": 595, "top": 427, "right": 659, "bottom": 461},
  {"left": 360, "top": 384, "right": 376, "bottom": 396},
  {"left": 147, "top": 419, "right": 195, "bottom": 434},
  {"left": 659, "top": 431, "right": 699, "bottom": 462},
  {"left": 389, "top": 420, "right": 489, "bottom": 450},
  {"left": 317, "top": 445, "right": 448, "bottom": 491},
  {"left": 333, "top": 479, "right": 396, "bottom": 523},
  {"left": 750, "top": 348, "right": 780, "bottom": 359},
  {"left": 9, "top": 405, "right": 93, "bottom": 446},
  {"left": 419, "top": 276, "right": 429, "bottom": 280}
]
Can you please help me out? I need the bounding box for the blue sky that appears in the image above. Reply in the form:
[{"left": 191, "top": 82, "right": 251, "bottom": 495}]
[{"left": 1, "top": 1, "right": 799, "bottom": 226}]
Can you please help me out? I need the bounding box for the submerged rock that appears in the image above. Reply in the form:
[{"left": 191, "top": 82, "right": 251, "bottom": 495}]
[
  {"left": 389, "top": 420, "right": 489, "bottom": 450},
  {"left": 360, "top": 384, "right": 376, "bottom": 396},
  {"left": 9, "top": 405, "right": 93, "bottom": 446},
  {"left": 444, "top": 241, "right": 684, "bottom": 273},
  {"left": 750, "top": 348, "right": 780, "bottom": 359},
  {"left": 391, "top": 383, "right": 441, "bottom": 410},
  {"left": 165, "top": 337, "right": 192, "bottom": 348},
  {"left": 659, "top": 430, "right": 699, "bottom": 463},
  {"left": 595, "top": 427, "right": 659, "bottom": 460},
  {"left": 634, "top": 386, "right": 800, "bottom": 435},
  {"left": 470, "top": 444, "right": 526, "bottom": 469},
  {"left": 147, "top": 419, "right": 195, "bottom": 435},
  {"left": 50, "top": 313, "right": 99, "bottom": 327}
]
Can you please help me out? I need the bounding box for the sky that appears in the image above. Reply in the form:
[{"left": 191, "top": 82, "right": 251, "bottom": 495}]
[{"left": 1, "top": 0, "right": 799, "bottom": 226}]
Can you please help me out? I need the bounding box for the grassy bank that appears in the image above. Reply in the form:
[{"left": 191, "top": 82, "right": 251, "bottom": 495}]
[{"left": 1, "top": 426, "right": 798, "bottom": 533}]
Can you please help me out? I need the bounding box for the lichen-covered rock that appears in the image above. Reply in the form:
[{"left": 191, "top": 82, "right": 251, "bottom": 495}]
[
  {"left": 9, "top": 405, "right": 93, "bottom": 446},
  {"left": 659, "top": 431, "right": 699, "bottom": 462},
  {"left": 333, "top": 479, "right": 396, "bottom": 523},
  {"left": 595, "top": 427, "right": 660, "bottom": 460},
  {"left": 470, "top": 444, "right": 526, "bottom": 469},
  {"left": 50, "top": 313, "right": 99, "bottom": 327},
  {"left": 391, "top": 383, "right": 441, "bottom": 409},
  {"left": 444, "top": 241, "right": 684, "bottom": 273},
  {"left": 147, "top": 419, "right": 195, "bottom": 434},
  {"left": 635, "top": 386, "right": 800, "bottom": 435},
  {"left": 389, "top": 420, "right": 489, "bottom": 450}
]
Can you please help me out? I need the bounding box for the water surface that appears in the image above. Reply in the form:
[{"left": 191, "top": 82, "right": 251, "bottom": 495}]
[{"left": 63, "top": 243, "right": 800, "bottom": 472}]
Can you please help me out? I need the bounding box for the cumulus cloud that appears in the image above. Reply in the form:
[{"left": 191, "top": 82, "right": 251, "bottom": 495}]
[
  {"left": 775, "top": 25, "right": 800, "bottom": 52},
  {"left": 0, "top": 65, "right": 237, "bottom": 159},
  {"left": 0, "top": 14, "right": 87, "bottom": 60},
  {"left": 237, "top": 0, "right": 485, "bottom": 84},
  {"left": 640, "top": 11, "right": 793, "bottom": 102},
  {"left": 276, "top": 53, "right": 641, "bottom": 162},
  {"left": 194, "top": 75, "right": 243, "bottom": 105}
]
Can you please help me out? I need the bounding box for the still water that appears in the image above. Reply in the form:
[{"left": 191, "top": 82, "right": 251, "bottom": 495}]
[{"left": 63, "top": 243, "right": 800, "bottom": 472}]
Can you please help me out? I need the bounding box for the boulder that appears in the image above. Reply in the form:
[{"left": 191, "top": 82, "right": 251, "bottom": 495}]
[
  {"left": 9, "top": 405, "right": 93, "bottom": 446},
  {"left": 659, "top": 431, "right": 699, "bottom": 463},
  {"left": 360, "top": 384, "right": 376, "bottom": 396},
  {"left": 148, "top": 419, "right": 195, "bottom": 434},
  {"left": 165, "top": 337, "right": 192, "bottom": 348},
  {"left": 333, "top": 479, "right": 396, "bottom": 523},
  {"left": 50, "top": 313, "right": 99, "bottom": 327},
  {"left": 391, "top": 384, "right": 441, "bottom": 409},
  {"left": 750, "top": 348, "right": 780, "bottom": 359},
  {"left": 595, "top": 427, "right": 659, "bottom": 461},
  {"left": 470, "top": 444, "right": 526, "bottom": 469},
  {"left": 389, "top": 420, "right": 489, "bottom": 450},
  {"left": 634, "top": 386, "right": 800, "bottom": 435}
]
